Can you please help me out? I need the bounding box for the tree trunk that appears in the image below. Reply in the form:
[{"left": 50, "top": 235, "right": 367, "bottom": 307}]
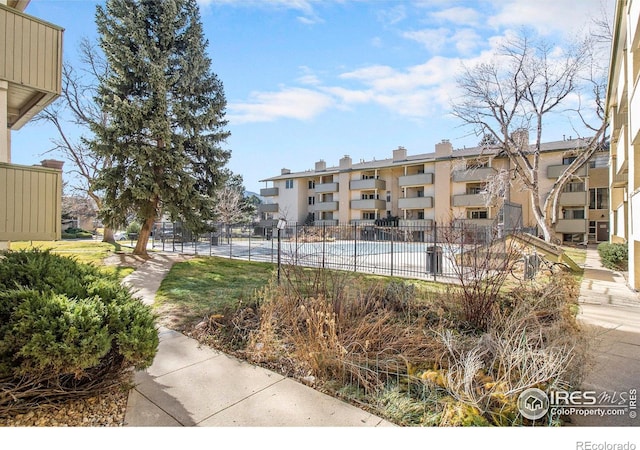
[
  {"left": 529, "top": 190, "right": 554, "bottom": 242},
  {"left": 133, "top": 215, "right": 155, "bottom": 257},
  {"left": 102, "top": 227, "right": 115, "bottom": 243}
]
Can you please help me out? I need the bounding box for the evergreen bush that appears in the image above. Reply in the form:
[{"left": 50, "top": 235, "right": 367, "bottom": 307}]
[
  {"left": 597, "top": 242, "right": 628, "bottom": 270},
  {"left": 0, "top": 249, "right": 158, "bottom": 416}
]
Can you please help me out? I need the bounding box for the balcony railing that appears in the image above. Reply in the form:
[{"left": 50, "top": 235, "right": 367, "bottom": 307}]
[
  {"left": 452, "top": 193, "right": 487, "bottom": 207},
  {"left": 314, "top": 219, "right": 338, "bottom": 226},
  {"left": 398, "top": 196, "right": 434, "bottom": 209},
  {"left": 349, "top": 178, "right": 386, "bottom": 190},
  {"left": 398, "top": 173, "right": 434, "bottom": 187},
  {"left": 559, "top": 191, "right": 587, "bottom": 206},
  {"left": 258, "top": 203, "right": 279, "bottom": 213},
  {"left": 0, "top": 162, "right": 62, "bottom": 240},
  {"left": 0, "top": 5, "right": 63, "bottom": 129},
  {"left": 399, "top": 219, "right": 434, "bottom": 228},
  {"left": 313, "top": 201, "right": 339, "bottom": 212},
  {"left": 315, "top": 182, "right": 339, "bottom": 193},
  {"left": 556, "top": 219, "right": 587, "bottom": 233},
  {"left": 260, "top": 187, "right": 279, "bottom": 197},
  {"left": 547, "top": 164, "right": 587, "bottom": 178},
  {"left": 452, "top": 167, "right": 496, "bottom": 183},
  {"left": 350, "top": 199, "right": 386, "bottom": 210}
]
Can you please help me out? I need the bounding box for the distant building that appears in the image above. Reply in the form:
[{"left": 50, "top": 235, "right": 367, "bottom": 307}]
[
  {"left": 258, "top": 136, "right": 609, "bottom": 245},
  {"left": 606, "top": 0, "right": 640, "bottom": 289},
  {"left": 0, "top": 0, "right": 64, "bottom": 246}
]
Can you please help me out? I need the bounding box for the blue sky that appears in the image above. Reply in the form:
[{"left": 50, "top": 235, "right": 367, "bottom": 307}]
[{"left": 13, "top": 0, "right": 614, "bottom": 193}]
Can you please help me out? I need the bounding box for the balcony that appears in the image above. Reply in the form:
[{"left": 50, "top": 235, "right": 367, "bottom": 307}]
[
  {"left": 559, "top": 191, "right": 587, "bottom": 206},
  {"left": 631, "top": 82, "right": 639, "bottom": 148},
  {"left": 315, "top": 182, "right": 339, "bottom": 193},
  {"left": 350, "top": 219, "right": 376, "bottom": 226},
  {"left": 452, "top": 167, "right": 496, "bottom": 183},
  {"left": 258, "top": 203, "right": 279, "bottom": 213},
  {"left": 260, "top": 187, "right": 279, "bottom": 197},
  {"left": 546, "top": 164, "right": 587, "bottom": 178},
  {"left": 314, "top": 201, "right": 339, "bottom": 212},
  {"left": 398, "top": 173, "right": 434, "bottom": 187},
  {"left": 398, "top": 196, "right": 434, "bottom": 209},
  {"left": 350, "top": 199, "right": 386, "bottom": 210},
  {"left": 0, "top": 162, "right": 62, "bottom": 240},
  {"left": 611, "top": 169, "right": 628, "bottom": 187},
  {"left": 349, "top": 178, "right": 386, "bottom": 190},
  {"left": 452, "top": 193, "right": 487, "bottom": 207},
  {"left": 314, "top": 219, "right": 338, "bottom": 226},
  {"left": 0, "top": 5, "right": 63, "bottom": 129},
  {"left": 399, "top": 219, "right": 434, "bottom": 228},
  {"left": 456, "top": 218, "right": 495, "bottom": 228},
  {"left": 556, "top": 219, "right": 587, "bottom": 233}
]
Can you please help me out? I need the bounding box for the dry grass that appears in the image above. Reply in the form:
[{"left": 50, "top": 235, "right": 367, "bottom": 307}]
[{"left": 190, "top": 258, "right": 587, "bottom": 426}]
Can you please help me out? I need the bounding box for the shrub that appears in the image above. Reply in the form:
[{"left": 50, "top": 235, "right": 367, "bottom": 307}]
[
  {"left": 61, "top": 227, "right": 94, "bottom": 239},
  {"left": 126, "top": 222, "right": 141, "bottom": 235},
  {"left": 0, "top": 249, "right": 158, "bottom": 416},
  {"left": 597, "top": 242, "right": 628, "bottom": 271}
]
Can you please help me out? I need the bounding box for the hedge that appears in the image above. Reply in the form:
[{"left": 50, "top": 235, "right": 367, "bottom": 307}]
[{"left": 0, "top": 249, "right": 158, "bottom": 415}]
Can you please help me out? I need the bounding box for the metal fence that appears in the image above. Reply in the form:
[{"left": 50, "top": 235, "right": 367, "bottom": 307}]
[{"left": 147, "top": 220, "right": 536, "bottom": 282}]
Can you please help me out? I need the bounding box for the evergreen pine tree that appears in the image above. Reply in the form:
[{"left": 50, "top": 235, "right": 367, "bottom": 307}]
[{"left": 91, "top": 0, "right": 230, "bottom": 256}]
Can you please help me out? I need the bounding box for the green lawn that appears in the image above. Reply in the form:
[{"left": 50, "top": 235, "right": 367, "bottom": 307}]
[
  {"left": 153, "top": 256, "right": 446, "bottom": 330},
  {"left": 8, "top": 240, "right": 135, "bottom": 279},
  {"left": 154, "top": 257, "right": 276, "bottom": 327}
]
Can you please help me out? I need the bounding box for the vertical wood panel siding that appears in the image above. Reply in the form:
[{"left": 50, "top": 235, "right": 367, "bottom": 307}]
[
  {"left": 0, "top": 5, "right": 62, "bottom": 93},
  {"left": 0, "top": 163, "right": 61, "bottom": 241}
]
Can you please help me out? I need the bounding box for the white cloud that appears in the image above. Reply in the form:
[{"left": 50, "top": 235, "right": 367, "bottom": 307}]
[
  {"left": 376, "top": 5, "right": 407, "bottom": 26},
  {"left": 402, "top": 28, "right": 449, "bottom": 53},
  {"left": 487, "top": 0, "right": 614, "bottom": 36},
  {"left": 228, "top": 88, "right": 335, "bottom": 124},
  {"left": 431, "top": 7, "right": 480, "bottom": 26}
]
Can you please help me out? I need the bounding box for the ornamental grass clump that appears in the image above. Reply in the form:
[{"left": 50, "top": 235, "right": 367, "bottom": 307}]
[{"left": 0, "top": 249, "right": 158, "bottom": 417}]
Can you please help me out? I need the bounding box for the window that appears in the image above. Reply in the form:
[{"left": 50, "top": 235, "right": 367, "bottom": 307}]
[
  {"left": 363, "top": 211, "right": 376, "bottom": 220},
  {"left": 466, "top": 183, "right": 484, "bottom": 195},
  {"left": 285, "top": 180, "right": 294, "bottom": 189},
  {"left": 562, "top": 208, "right": 585, "bottom": 219},
  {"left": 563, "top": 181, "right": 585, "bottom": 192},
  {"left": 386, "top": 191, "right": 391, "bottom": 202},
  {"left": 562, "top": 156, "right": 577, "bottom": 165},
  {"left": 308, "top": 180, "right": 315, "bottom": 189},
  {"left": 589, "top": 188, "right": 609, "bottom": 209},
  {"left": 417, "top": 211, "right": 425, "bottom": 220},
  {"left": 467, "top": 209, "right": 488, "bottom": 219},
  {"left": 308, "top": 196, "right": 315, "bottom": 205},
  {"left": 361, "top": 193, "right": 378, "bottom": 200}
]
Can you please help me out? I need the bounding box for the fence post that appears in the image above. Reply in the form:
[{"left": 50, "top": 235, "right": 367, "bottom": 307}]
[
  {"left": 390, "top": 227, "right": 394, "bottom": 277},
  {"left": 322, "top": 222, "right": 326, "bottom": 269},
  {"left": 433, "top": 223, "right": 437, "bottom": 282},
  {"left": 353, "top": 223, "right": 357, "bottom": 272},
  {"left": 295, "top": 223, "right": 298, "bottom": 264},
  {"left": 248, "top": 226, "right": 251, "bottom": 261},
  {"left": 229, "top": 224, "right": 232, "bottom": 259}
]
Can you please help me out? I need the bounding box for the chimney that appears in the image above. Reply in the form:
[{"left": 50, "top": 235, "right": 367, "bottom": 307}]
[
  {"left": 435, "top": 139, "right": 452, "bottom": 157},
  {"left": 339, "top": 155, "right": 352, "bottom": 170},
  {"left": 40, "top": 159, "right": 64, "bottom": 170},
  {"left": 393, "top": 146, "right": 407, "bottom": 162},
  {"left": 315, "top": 160, "right": 326, "bottom": 172},
  {"left": 281, "top": 168, "right": 291, "bottom": 175}
]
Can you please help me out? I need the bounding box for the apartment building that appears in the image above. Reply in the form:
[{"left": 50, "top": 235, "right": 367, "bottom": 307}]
[
  {"left": 258, "top": 136, "right": 610, "bottom": 245},
  {"left": 0, "top": 0, "right": 64, "bottom": 246},
  {"left": 607, "top": 0, "right": 640, "bottom": 290}
]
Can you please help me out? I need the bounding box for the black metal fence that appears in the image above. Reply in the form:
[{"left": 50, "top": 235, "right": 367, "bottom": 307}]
[{"left": 147, "top": 220, "right": 538, "bottom": 282}]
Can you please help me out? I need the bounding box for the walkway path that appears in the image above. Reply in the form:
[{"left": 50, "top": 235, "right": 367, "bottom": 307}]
[
  {"left": 571, "top": 245, "right": 640, "bottom": 426},
  {"left": 120, "top": 252, "right": 394, "bottom": 427}
]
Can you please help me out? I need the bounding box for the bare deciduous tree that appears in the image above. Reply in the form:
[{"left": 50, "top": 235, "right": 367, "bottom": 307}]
[
  {"left": 36, "top": 39, "right": 117, "bottom": 242},
  {"left": 452, "top": 30, "right": 609, "bottom": 243}
]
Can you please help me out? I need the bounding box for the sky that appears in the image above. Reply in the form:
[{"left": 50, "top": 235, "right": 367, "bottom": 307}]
[{"left": 12, "top": 0, "right": 616, "bottom": 194}]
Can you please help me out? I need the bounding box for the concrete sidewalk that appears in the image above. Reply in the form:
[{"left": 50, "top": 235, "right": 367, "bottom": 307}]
[
  {"left": 121, "top": 253, "right": 394, "bottom": 427},
  {"left": 572, "top": 245, "right": 640, "bottom": 427}
]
